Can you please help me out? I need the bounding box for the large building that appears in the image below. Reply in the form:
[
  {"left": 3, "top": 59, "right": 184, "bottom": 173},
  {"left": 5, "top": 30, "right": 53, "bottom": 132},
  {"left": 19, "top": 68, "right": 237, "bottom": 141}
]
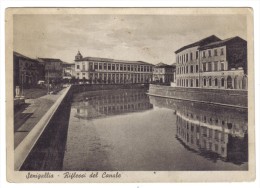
[
  {"left": 175, "top": 35, "right": 221, "bottom": 88},
  {"left": 74, "top": 51, "right": 154, "bottom": 84},
  {"left": 13, "top": 52, "right": 44, "bottom": 89},
  {"left": 152, "top": 62, "right": 176, "bottom": 84},
  {"left": 175, "top": 35, "right": 247, "bottom": 90},
  {"left": 38, "top": 58, "right": 63, "bottom": 83},
  {"left": 199, "top": 36, "right": 247, "bottom": 90}
]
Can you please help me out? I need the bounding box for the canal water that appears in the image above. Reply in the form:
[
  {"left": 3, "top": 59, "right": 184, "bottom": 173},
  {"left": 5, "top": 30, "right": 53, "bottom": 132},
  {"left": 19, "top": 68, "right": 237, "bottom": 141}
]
[{"left": 62, "top": 88, "right": 248, "bottom": 171}]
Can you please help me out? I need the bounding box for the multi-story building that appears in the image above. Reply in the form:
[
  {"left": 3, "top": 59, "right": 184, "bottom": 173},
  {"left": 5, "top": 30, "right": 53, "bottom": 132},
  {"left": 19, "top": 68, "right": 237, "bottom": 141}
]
[
  {"left": 175, "top": 35, "right": 247, "bottom": 90},
  {"left": 38, "top": 58, "right": 63, "bottom": 83},
  {"left": 152, "top": 62, "right": 176, "bottom": 84},
  {"left": 199, "top": 36, "right": 247, "bottom": 90},
  {"left": 62, "top": 62, "right": 75, "bottom": 80},
  {"left": 175, "top": 35, "right": 221, "bottom": 88},
  {"left": 13, "top": 51, "right": 44, "bottom": 89},
  {"left": 74, "top": 51, "right": 154, "bottom": 84}
]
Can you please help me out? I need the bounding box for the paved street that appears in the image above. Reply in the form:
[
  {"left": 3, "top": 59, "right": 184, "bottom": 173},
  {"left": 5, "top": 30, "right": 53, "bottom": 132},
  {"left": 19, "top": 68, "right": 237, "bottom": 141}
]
[{"left": 14, "top": 88, "right": 66, "bottom": 149}]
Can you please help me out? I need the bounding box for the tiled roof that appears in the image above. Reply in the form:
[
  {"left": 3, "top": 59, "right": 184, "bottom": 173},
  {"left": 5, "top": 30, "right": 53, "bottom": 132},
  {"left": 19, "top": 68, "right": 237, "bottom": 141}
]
[
  {"left": 38, "top": 58, "right": 63, "bottom": 63},
  {"left": 199, "top": 36, "right": 247, "bottom": 50},
  {"left": 13, "top": 51, "right": 38, "bottom": 63},
  {"left": 175, "top": 35, "right": 221, "bottom": 54}
]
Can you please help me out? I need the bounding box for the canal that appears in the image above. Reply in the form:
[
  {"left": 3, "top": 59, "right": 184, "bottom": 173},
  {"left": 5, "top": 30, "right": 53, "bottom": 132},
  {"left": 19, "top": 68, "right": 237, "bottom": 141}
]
[{"left": 62, "top": 88, "right": 248, "bottom": 171}]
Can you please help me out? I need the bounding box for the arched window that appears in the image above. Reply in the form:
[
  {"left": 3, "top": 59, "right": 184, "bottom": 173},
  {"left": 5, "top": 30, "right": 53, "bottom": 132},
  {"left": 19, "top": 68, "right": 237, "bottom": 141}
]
[
  {"left": 227, "top": 76, "right": 232, "bottom": 89},
  {"left": 214, "top": 78, "right": 218, "bottom": 86},
  {"left": 221, "top": 78, "right": 225, "bottom": 87},
  {"left": 209, "top": 77, "right": 212, "bottom": 86}
]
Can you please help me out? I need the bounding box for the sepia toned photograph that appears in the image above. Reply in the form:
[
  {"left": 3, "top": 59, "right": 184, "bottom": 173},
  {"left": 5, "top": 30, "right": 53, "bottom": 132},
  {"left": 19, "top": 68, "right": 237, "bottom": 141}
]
[{"left": 5, "top": 8, "right": 255, "bottom": 182}]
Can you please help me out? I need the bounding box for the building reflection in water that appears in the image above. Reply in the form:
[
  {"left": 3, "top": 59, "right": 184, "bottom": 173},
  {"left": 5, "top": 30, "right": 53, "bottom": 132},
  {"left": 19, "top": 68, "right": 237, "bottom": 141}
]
[
  {"left": 72, "top": 89, "right": 153, "bottom": 120},
  {"left": 149, "top": 96, "right": 248, "bottom": 166}
]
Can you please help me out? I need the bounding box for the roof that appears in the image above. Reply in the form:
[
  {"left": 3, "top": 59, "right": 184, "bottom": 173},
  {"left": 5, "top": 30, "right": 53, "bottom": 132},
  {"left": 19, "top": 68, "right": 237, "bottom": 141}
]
[
  {"left": 199, "top": 36, "right": 247, "bottom": 50},
  {"left": 175, "top": 35, "right": 221, "bottom": 54},
  {"left": 13, "top": 51, "right": 38, "bottom": 63},
  {"left": 38, "top": 58, "right": 63, "bottom": 63},
  {"left": 76, "top": 56, "right": 153, "bottom": 65},
  {"left": 154, "top": 62, "right": 175, "bottom": 68}
]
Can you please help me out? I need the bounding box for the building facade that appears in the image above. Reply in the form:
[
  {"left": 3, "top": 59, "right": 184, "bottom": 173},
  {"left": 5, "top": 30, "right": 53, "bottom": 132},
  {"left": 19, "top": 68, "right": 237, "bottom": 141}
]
[
  {"left": 175, "top": 35, "right": 221, "bottom": 88},
  {"left": 13, "top": 52, "right": 44, "bottom": 89},
  {"left": 199, "top": 37, "right": 247, "bottom": 90},
  {"left": 175, "top": 35, "right": 247, "bottom": 90},
  {"left": 152, "top": 62, "right": 176, "bottom": 84},
  {"left": 38, "top": 58, "right": 63, "bottom": 83},
  {"left": 74, "top": 51, "right": 154, "bottom": 84},
  {"left": 62, "top": 62, "right": 75, "bottom": 80}
]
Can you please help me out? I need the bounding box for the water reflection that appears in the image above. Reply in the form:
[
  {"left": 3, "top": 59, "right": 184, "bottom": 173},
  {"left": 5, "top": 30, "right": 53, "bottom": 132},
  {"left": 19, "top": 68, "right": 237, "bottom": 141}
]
[
  {"left": 72, "top": 89, "right": 153, "bottom": 120},
  {"left": 150, "top": 96, "right": 248, "bottom": 166},
  {"left": 64, "top": 89, "right": 248, "bottom": 171}
]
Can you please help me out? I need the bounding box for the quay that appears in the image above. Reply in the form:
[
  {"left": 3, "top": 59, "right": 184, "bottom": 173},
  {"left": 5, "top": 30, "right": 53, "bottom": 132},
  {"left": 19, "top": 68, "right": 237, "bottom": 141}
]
[
  {"left": 14, "top": 83, "right": 148, "bottom": 170},
  {"left": 148, "top": 84, "right": 248, "bottom": 108}
]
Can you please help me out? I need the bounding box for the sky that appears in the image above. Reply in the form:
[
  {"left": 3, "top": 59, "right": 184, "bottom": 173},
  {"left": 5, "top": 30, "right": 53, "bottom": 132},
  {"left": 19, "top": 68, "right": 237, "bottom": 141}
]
[{"left": 13, "top": 14, "right": 247, "bottom": 65}]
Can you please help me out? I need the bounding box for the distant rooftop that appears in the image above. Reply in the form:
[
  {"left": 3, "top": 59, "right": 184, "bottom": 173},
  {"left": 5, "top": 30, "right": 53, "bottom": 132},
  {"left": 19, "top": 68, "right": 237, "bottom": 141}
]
[
  {"left": 38, "top": 58, "right": 63, "bottom": 63},
  {"left": 175, "top": 35, "right": 221, "bottom": 54},
  {"left": 76, "top": 55, "right": 153, "bottom": 65},
  {"left": 155, "top": 62, "right": 175, "bottom": 68}
]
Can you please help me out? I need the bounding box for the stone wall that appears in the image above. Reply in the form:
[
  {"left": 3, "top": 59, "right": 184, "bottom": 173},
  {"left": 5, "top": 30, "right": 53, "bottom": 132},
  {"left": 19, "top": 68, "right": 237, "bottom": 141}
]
[{"left": 148, "top": 84, "right": 247, "bottom": 108}]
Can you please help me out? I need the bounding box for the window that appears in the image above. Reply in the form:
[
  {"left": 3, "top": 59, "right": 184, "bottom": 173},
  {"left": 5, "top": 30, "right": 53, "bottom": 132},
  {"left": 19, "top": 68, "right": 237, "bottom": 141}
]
[
  {"left": 89, "top": 63, "right": 93, "bottom": 70},
  {"left": 221, "top": 78, "right": 225, "bottom": 87},
  {"left": 209, "top": 77, "right": 212, "bottom": 86},
  {"left": 203, "top": 51, "right": 206, "bottom": 58},
  {"left": 120, "top": 65, "right": 123, "bottom": 71},
  {"left": 190, "top": 79, "right": 193, "bottom": 87},
  {"left": 108, "top": 64, "right": 111, "bottom": 70},
  {"left": 186, "top": 53, "right": 189, "bottom": 62},
  {"left": 208, "top": 62, "right": 212, "bottom": 72},
  {"left": 116, "top": 64, "right": 119, "bottom": 71},
  {"left": 190, "top": 65, "right": 193, "bottom": 73},
  {"left": 186, "top": 66, "right": 188, "bottom": 74},
  {"left": 214, "top": 61, "right": 218, "bottom": 71},
  {"left": 204, "top": 78, "right": 206, "bottom": 86},
  {"left": 186, "top": 79, "right": 188, "bottom": 87},
  {"left": 221, "top": 48, "right": 224, "bottom": 55},
  {"left": 214, "top": 78, "right": 218, "bottom": 86},
  {"left": 190, "top": 53, "right": 193, "bottom": 60},
  {"left": 203, "top": 63, "right": 206, "bottom": 72},
  {"left": 141, "top": 66, "right": 144, "bottom": 72},
  {"left": 196, "top": 65, "right": 199, "bottom": 73},
  {"left": 127, "top": 65, "right": 130, "bottom": 71},
  {"left": 131, "top": 65, "right": 133, "bottom": 71},
  {"left": 138, "top": 66, "right": 140, "bottom": 72},
  {"left": 214, "top": 49, "right": 218, "bottom": 56},
  {"left": 208, "top": 50, "right": 211, "bottom": 57},
  {"left": 112, "top": 64, "right": 115, "bottom": 70},
  {"left": 220, "top": 62, "right": 224, "bottom": 71},
  {"left": 196, "top": 79, "right": 199, "bottom": 87},
  {"left": 104, "top": 63, "right": 107, "bottom": 70},
  {"left": 196, "top": 51, "right": 199, "bottom": 59},
  {"left": 77, "top": 65, "right": 80, "bottom": 69},
  {"left": 124, "top": 65, "right": 127, "bottom": 71},
  {"left": 94, "top": 63, "right": 98, "bottom": 70}
]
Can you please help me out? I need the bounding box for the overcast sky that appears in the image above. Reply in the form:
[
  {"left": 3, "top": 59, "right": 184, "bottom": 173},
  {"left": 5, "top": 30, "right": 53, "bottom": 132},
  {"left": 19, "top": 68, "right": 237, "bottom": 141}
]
[{"left": 14, "top": 14, "right": 247, "bottom": 65}]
